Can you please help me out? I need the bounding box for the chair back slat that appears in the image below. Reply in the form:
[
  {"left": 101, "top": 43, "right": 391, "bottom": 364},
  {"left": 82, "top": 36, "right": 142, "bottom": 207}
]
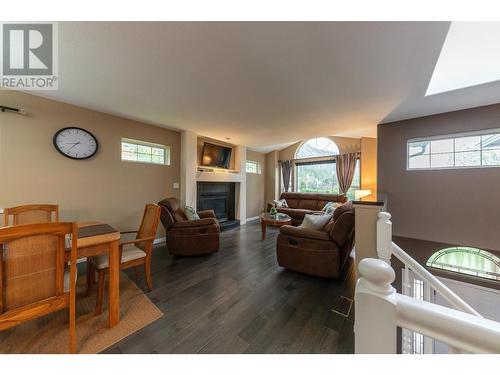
[
  {"left": 0, "top": 223, "right": 72, "bottom": 315},
  {"left": 4, "top": 205, "right": 59, "bottom": 226},
  {"left": 136, "top": 204, "right": 161, "bottom": 251},
  {"left": 0, "top": 222, "right": 78, "bottom": 352},
  {"left": 3, "top": 234, "right": 59, "bottom": 310}
]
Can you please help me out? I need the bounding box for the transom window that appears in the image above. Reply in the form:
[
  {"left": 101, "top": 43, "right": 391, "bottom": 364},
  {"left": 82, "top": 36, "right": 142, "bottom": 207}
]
[
  {"left": 295, "top": 137, "right": 339, "bottom": 159},
  {"left": 121, "top": 138, "right": 170, "bottom": 165},
  {"left": 407, "top": 130, "right": 500, "bottom": 170},
  {"left": 245, "top": 160, "right": 261, "bottom": 174},
  {"left": 426, "top": 247, "right": 500, "bottom": 281}
]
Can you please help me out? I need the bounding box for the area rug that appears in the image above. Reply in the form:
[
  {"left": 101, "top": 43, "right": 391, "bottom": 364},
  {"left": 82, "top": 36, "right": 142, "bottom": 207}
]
[{"left": 0, "top": 273, "right": 163, "bottom": 354}]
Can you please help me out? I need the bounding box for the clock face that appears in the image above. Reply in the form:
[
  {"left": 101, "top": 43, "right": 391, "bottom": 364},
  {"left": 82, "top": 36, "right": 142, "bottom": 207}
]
[{"left": 53, "top": 127, "right": 98, "bottom": 160}]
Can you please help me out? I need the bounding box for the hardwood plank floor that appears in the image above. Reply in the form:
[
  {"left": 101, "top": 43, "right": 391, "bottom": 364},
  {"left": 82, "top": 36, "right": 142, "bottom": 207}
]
[{"left": 102, "top": 221, "right": 355, "bottom": 354}]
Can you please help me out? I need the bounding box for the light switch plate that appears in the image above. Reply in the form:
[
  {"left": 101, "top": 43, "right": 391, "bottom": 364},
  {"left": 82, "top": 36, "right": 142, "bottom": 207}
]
[{"left": 173, "top": 182, "right": 180, "bottom": 189}]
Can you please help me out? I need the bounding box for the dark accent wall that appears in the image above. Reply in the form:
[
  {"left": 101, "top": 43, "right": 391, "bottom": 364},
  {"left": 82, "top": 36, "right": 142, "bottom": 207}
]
[{"left": 378, "top": 103, "right": 500, "bottom": 251}]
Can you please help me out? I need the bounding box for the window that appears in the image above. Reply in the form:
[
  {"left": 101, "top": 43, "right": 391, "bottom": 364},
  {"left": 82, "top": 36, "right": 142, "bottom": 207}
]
[
  {"left": 294, "top": 137, "right": 359, "bottom": 199},
  {"left": 407, "top": 130, "right": 500, "bottom": 170},
  {"left": 295, "top": 137, "right": 339, "bottom": 159},
  {"left": 246, "top": 160, "right": 261, "bottom": 174},
  {"left": 426, "top": 247, "right": 500, "bottom": 281},
  {"left": 296, "top": 159, "right": 360, "bottom": 200},
  {"left": 121, "top": 138, "right": 170, "bottom": 165}
]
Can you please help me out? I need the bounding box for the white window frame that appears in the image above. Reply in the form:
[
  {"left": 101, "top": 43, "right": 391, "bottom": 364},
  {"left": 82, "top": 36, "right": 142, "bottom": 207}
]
[
  {"left": 407, "top": 128, "right": 500, "bottom": 171},
  {"left": 294, "top": 159, "right": 360, "bottom": 200},
  {"left": 245, "top": 160, "right": 261, "bottom": 174},
  {"left": 295, "top": 137, "right": 339, "bottom": 160},
  {"left": 121, "top": 138, "right": 170, "bottom": 166}
]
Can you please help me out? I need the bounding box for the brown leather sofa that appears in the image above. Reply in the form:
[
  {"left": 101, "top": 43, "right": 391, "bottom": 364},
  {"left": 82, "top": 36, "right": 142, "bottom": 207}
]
[
  {"left": 269, "top": 192, "right": 347, "bottom": 226},
  {"left": 158, "top": 198, "right": 220, "bottom": 256},
  {"left": 276, "top": 201, "right": 355, "bottom": 278}
]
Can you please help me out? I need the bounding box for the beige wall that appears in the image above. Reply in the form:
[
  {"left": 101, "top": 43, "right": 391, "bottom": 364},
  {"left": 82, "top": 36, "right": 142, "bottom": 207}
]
[
  {"left": 378, "top": 103, "right": 500, "bottom": 251},
  {"left": 265, "top": 150, "right": 279, "bottom": 204},
  {"left": 0, "top": 91, "right": 181, "bottom": 238},
  {"left": 246, "top": 150, "right": 266, "bottom": 219},
  {"left": 360, "top": 137, "right": 377, "bottom": 201}
]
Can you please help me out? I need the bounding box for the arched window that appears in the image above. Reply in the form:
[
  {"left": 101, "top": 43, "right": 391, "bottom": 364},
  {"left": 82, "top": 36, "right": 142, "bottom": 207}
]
[
  {"left": 426, "top": 247, "right": 500, "bottom": 281},
  {"left": 293, "top": 137, "right": 359, "bottom": 199},
  {"left": 295, "top": 137, "right": 339, "bottom": 159}
]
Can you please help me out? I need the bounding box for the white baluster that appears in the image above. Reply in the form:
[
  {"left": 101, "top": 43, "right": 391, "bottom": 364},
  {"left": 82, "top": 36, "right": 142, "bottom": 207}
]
[
  {"left": 377, "top": 211, "right": 393, "bottom": 264},
  {"left": 355, "top": 258, "right": 398, "bottom": 353},
  {"left": 402, "top": 328, "right": 413, "bottom": 354}
]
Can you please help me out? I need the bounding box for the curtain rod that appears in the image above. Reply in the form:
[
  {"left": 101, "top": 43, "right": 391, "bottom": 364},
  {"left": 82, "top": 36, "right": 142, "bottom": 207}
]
[{"left": 0, "top": 105, "right": 26, "bottom": 115}]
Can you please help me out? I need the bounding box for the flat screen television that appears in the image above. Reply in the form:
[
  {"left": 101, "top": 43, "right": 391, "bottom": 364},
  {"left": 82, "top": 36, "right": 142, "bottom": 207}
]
[{"left": 201, "top": 142, "right": 232, "bottom": 169}]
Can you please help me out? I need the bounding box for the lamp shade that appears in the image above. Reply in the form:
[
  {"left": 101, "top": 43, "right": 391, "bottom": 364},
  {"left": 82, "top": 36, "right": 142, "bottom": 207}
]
[{"left": 354, "top": 189, "right": 372, "bottom": 200}]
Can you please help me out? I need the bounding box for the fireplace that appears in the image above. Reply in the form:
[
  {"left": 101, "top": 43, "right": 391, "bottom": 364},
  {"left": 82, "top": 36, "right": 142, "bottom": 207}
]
[{"left": 197, "top": 182, "right": 239, "bottom": 230}]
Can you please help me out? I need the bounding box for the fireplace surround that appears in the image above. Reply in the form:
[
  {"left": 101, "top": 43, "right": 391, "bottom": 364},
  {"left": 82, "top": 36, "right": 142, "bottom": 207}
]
[{"left": 197, "top": 182, "right": 240, "bottom": 230}]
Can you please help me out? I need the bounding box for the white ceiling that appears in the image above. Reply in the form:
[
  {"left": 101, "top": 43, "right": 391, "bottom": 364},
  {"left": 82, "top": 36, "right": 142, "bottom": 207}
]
[{"left": 27, "top": 22, "right": 500, "bottom": 152}]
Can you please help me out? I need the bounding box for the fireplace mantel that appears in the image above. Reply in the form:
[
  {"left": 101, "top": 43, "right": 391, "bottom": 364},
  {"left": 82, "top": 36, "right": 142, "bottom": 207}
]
[{"left": 196, "top": 170, "right": 242, "bottom": 183}]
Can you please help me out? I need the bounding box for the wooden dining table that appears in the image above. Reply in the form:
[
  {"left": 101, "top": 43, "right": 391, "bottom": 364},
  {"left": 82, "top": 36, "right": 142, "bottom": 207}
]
[{"left": 64, "top": 221, "right": 121, "bottom": 328}]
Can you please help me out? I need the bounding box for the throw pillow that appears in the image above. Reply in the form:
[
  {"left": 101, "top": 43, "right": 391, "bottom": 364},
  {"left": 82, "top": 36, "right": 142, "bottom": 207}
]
[
  {"left": 184, "top": 206, "right": 200, "bottom": 221},
  {"left": 300, "top": 213, "right": 332, "bottom": 231},
  {"left": 322, "top": 202, "right": 334, "bottom": 211},
  {"left": 321, "top": 201, "right": 341, "bottom": 215},
  {"left": 273, "top": 199, "right": 288, "bottom": 208}
]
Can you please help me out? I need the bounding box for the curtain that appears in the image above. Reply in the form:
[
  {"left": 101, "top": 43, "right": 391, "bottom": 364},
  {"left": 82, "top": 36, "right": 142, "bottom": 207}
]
[
  {"left": 281, "top": 160, "right": 292, "bottom": 192},
  {"left": 335, "top": 153, "right": 358, "bottom": 195}
]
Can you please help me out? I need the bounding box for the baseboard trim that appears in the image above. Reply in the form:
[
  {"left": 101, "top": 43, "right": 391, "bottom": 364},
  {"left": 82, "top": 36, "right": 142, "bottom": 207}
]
[
  {"left": 154, "top": 236, "right": 166, "bottom": 245},
  {"left": 245, "top": 216, "right": 260, "bottom": 223}
]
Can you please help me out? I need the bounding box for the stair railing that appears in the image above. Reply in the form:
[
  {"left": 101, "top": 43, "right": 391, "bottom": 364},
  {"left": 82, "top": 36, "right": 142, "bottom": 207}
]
[
  {"left": 354, "top": 211, "right": 500, "bottom": 354},
  {"left": 376, "top": 212, "right": 480, "bottom": 317}
]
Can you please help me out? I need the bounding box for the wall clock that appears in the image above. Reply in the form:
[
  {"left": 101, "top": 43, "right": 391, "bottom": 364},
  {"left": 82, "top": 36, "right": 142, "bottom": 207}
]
[{"left": 53, "top": 127, "right": 98, "bottom": 160}]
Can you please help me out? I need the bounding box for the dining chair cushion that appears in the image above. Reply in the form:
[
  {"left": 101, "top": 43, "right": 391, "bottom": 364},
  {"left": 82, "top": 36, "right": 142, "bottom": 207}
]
[
  {"left": 64, "top": 267, "right": 78, "bottom": 293},
  {"left": 93, "top": 244, "right": 147, "bottom": 269}
]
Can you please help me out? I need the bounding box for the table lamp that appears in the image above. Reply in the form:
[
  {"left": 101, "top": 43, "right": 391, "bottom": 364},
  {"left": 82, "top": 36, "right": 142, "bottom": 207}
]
[{"left": 354, "top": 189, "right": 372, "bottom": 201}]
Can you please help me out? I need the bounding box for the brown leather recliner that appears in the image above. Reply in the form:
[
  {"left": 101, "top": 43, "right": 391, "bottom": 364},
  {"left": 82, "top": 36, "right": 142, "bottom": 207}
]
[
  {"left": 276, "top": 201, "right": 355, "bottom": 278},
  {"left": 158, "top": 198, "right": 220, "bottom": 256}
]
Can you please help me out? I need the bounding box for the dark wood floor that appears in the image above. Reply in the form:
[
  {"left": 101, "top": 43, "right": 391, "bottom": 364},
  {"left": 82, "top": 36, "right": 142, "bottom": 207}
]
[{"left": 102, "top": 221, "right": 355, "bottom": 354}]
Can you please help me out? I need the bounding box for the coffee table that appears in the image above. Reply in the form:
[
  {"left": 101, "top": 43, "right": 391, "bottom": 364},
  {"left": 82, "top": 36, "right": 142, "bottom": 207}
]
[{"left": 260, "top": 212, "right": 292, "bottom": 240}]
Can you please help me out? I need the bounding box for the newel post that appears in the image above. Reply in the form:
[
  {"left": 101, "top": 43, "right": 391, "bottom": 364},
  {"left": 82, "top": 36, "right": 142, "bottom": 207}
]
[
  {"left": 377, "top": 212, "right": 393, "bottom": 264},
  {"left": 355, "top": 258, "right": 398, "bottom": 354},
  {"left": 352, "top": 201, "right": 385, "bottom": 276}
]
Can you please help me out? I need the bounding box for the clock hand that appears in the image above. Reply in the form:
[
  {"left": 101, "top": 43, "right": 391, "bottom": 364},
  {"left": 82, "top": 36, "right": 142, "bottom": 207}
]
[{"left": 66, "top": 142, "right": 80, "bottom": 151}]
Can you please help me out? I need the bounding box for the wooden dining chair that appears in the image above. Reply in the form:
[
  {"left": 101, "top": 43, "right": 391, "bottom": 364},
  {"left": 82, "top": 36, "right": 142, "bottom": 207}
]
[
  {"left": 0, "top": 222, "right": 78, "bottom": 353},
  {"left": 87, "top": 204, "right": 161, "bottom": 315},
  {"left": 3, "top": 204, "right": 59, "bottom": 226}
]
